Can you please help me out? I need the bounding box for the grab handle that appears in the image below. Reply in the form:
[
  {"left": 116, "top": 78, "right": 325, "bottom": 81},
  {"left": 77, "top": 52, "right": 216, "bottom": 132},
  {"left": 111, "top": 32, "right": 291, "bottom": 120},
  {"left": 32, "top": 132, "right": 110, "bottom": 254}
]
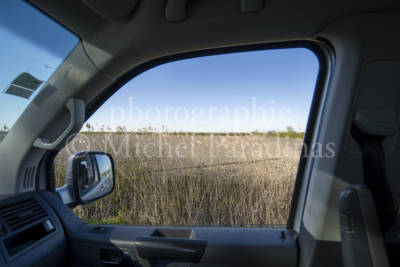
[{"left": 33, "top": 98, "right": 85, "bottom": 150}]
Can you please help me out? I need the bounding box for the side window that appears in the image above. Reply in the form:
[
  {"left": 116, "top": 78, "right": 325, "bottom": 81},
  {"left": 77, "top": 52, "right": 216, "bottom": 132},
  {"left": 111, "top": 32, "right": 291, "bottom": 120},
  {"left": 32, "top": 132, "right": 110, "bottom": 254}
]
[{"left": 55, "top": 48, "right": 319, "bottom": 226}]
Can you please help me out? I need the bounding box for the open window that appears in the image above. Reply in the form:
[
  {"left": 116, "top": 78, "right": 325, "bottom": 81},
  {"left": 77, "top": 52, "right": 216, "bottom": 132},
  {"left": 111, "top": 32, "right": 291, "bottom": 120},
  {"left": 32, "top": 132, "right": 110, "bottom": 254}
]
[{"left": 54, "top": 46, "right": 320, "bottom": 227}]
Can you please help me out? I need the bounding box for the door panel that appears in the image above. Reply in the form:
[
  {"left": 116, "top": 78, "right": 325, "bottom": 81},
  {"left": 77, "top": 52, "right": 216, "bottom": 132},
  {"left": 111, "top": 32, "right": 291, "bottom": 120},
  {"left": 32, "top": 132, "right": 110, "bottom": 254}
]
[{"left": 39, "top": 191, "right": 297, "bottom": 267}]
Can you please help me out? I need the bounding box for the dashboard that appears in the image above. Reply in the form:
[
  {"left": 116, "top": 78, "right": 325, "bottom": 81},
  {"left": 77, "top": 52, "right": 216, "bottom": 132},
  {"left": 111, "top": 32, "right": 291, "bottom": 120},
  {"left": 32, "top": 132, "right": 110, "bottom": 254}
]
[{"left": 0, "top": 193, "right": 67, "bottom": 267}]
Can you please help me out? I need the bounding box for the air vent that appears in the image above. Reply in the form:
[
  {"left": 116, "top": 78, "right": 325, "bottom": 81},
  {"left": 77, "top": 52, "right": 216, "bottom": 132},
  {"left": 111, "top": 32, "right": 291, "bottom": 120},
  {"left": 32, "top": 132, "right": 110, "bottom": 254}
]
[
  {"left": 3, "top": 72, "right": 43, "bottom": 99},
  {"left": 0, "top": 199, "right": 47, "bottom": 231},
  {"left": 22, "top": 167, "right": 36, "bottom": 190}
]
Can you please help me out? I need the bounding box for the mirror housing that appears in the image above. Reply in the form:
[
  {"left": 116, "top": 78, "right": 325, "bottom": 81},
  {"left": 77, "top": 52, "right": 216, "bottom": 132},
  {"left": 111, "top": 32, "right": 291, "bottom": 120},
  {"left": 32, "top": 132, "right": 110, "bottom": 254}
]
[{"left": 56, "top": 151, "right": 115, "bottom": 208}]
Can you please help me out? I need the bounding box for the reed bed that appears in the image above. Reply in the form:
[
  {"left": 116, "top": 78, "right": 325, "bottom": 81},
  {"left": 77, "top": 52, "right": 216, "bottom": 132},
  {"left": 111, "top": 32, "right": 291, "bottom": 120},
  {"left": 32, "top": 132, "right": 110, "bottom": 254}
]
[{"left": 55, "top": 132, "right": 302, "bottom": 226}]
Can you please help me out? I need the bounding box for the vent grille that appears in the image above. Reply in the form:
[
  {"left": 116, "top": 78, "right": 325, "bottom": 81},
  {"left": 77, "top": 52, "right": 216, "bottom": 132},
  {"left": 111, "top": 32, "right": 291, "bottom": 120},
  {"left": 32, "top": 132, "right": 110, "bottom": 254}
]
[
  {"left": 3, "top": 72, "right": 43, "bottom": 99},
  {"left": 5, "top": 84, "right": 34, "bottom": 99},
  {"left": 22, "top": 167, "right": 36, "bottom": 190},
  {"left": 0, "top": 199, "right": 47, "bottom": 231}
]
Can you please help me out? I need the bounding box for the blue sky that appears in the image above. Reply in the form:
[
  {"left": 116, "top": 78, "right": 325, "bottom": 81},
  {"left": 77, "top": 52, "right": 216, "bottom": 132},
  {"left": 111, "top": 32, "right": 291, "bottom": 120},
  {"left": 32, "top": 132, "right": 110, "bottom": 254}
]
[
  {"left": 0, "top": 2, "right": 319, "bottom": 134},
  {"left": 0, "top": 0, "right": 78, "bottom": 130},
  {"left": 87, "top": 48, "right": 319, "bottom": 132}
]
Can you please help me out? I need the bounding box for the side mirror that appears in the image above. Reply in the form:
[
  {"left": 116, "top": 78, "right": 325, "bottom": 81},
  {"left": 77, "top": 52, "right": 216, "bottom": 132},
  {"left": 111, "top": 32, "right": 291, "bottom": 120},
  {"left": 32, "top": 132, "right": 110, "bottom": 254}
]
[{"left": 56, "top": 151, "right": 115, "bottom": 208}]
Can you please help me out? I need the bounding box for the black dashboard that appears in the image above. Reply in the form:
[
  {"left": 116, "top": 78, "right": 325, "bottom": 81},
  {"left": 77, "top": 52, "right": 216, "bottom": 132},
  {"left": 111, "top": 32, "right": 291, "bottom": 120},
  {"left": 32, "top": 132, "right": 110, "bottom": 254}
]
[{"left": 0, "top": 193, "right": 67, "bottom": 267}]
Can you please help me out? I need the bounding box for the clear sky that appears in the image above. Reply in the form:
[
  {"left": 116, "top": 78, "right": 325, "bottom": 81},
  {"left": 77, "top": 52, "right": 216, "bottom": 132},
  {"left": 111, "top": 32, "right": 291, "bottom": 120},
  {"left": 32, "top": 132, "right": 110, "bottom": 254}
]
[
  {"left": 0, "top": 0, "right": 319, "bottom": 134},
  {"left": 87, "top": 48, "right": 319, "bottom": 133},
  {"left": 0, "top": 0, "right": 78, "bottom": 131}
]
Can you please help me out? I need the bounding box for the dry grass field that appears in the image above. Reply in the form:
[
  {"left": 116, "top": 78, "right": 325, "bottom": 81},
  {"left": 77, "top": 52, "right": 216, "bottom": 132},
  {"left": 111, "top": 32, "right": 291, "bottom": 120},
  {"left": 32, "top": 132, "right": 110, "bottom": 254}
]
[{"left": 54, "top": 132, "right": 303, "bottom": 226}]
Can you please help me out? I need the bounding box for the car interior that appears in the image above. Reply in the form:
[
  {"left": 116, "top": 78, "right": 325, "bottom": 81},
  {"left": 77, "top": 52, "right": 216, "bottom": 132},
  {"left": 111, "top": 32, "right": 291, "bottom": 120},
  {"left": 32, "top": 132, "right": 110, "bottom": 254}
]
[{"left": 1, "top": 0, "right": 400, "bottom": 266}]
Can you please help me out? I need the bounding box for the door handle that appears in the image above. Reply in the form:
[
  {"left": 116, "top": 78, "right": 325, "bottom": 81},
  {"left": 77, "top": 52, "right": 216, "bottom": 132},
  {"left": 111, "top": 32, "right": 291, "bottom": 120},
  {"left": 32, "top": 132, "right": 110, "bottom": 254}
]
[
  {"left": 102, "top": 260, "right": 121, "bottom": 265},
  {"left": 101, "top": 250, "right": 136, "bottom": 266}
]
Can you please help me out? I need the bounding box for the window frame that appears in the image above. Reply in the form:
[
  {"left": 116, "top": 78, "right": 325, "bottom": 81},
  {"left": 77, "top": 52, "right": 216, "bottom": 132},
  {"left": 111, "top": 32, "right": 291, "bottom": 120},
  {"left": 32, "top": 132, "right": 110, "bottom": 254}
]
[{"left": 48, "top": 40, "right": 333, "bottom": 229}]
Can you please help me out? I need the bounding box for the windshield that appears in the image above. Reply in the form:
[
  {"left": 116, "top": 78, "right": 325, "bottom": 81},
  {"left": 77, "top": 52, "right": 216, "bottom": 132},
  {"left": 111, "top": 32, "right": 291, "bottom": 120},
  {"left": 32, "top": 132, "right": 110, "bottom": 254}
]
[{"left": 0, "top": 0, "right": 79, "bottom": 143}]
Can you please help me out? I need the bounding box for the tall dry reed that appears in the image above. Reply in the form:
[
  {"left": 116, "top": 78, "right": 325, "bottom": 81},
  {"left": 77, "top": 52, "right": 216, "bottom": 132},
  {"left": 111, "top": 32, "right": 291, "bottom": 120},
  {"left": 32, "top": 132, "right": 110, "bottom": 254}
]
[{"left": 55, "top": 132, "right": 301, "bottom": 226}]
